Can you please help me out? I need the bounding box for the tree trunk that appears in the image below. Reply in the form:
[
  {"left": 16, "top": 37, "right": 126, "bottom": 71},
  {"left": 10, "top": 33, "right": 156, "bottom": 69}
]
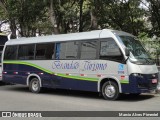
[
  {"left": 49, "top": 0, "right": 59, "bottom": 34},
  {"left": 10, "top": 19, "right": 17, "bottom": 39},
  {"left": 79, "top": 0, "right": 84, "bottom": 32},
  {"left": 90, "top": 9, "right": 98, "bottom": 30}
]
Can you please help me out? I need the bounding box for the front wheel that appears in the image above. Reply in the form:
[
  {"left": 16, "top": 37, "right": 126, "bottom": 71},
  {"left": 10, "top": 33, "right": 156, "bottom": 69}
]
[
  {"left": 29, "top": 78, "right": 41, "bottom": 93},
  {"left": 102, "top": 81, "right": 120, "bottom": 100}
]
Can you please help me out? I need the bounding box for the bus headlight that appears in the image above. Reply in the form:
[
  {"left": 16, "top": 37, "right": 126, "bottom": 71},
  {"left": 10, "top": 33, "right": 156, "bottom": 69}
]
[
  {"left": 133, "top": 73, "right": 143, "bottom": 78},
  {"left": 133, "top": 73, "right": 138, "bottom": 76}
]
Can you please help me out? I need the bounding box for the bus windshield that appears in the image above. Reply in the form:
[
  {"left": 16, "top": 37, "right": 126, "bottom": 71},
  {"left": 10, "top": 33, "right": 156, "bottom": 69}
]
[{"left": 119, "top": 36, "right": 155, "bottom": 65}]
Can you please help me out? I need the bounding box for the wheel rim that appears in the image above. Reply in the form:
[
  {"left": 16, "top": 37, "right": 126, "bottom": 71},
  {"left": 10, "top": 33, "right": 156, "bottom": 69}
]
[
  {"left": 32, "top": 80, "right": 39, "bottom": 91},
  {"left": 104, "top": 85, "right": 116, "bottom": 98}
]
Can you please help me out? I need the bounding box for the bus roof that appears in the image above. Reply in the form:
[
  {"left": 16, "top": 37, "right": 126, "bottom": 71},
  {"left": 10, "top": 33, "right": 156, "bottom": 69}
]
[{"left": 5, "top": 29, "right": 134, "bottom": 45}]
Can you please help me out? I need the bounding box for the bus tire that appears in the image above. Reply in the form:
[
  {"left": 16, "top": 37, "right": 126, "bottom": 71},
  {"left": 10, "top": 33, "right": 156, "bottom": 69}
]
[
  {"left": 102, "top": 81, "right": 119, "bottom": 100},
  {"left": 29, "top": 78, "right": 41, "bottom": 93}
]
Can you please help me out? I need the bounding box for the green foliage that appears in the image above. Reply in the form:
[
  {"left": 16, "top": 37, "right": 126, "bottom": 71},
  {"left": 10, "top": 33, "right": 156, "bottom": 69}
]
[
  {"left": 0, "top": 6, "right": 6, "bottom": 20},
  {"left": 138, "top": 32, "right": 160, "bottom": 60},
  {"left": 99, "top": 0, "right": 146, "bottom": 36},
  {"left": 0, "top": 0, "right": 159, "bottom": 37},
  {"left": 146, "top": 0, "right": 160, "bottom": 37},
  {"left": 0, "top": 0, "right": 159, "bottom": 63}
]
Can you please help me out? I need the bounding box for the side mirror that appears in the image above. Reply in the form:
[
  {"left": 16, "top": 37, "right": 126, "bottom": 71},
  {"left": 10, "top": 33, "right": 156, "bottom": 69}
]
[{"left": 125, "top": 48, "right": 130, "bottom": 56}]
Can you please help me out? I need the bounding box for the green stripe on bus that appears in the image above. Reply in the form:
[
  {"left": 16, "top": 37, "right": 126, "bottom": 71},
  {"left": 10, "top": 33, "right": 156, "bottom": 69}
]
[
  {"left": 3, "top": 61, "right": 98, "bottom": 82},
  {"left": 120, "top": 80, "right": 129, "bottom": 84},
  {"left": 57, "top": 73, "right": 98, "bottom": 81},
  {"left": 4, "top": 61, "right": 53, "bottom": 74}
]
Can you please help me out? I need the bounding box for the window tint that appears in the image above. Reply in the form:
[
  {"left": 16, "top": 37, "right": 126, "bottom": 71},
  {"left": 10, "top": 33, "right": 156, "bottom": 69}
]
[
  {"left": 36, "top": 43, "right": 55, "bottom": 60},
  {"left": 56, "top": 42, "right": 78, "bottom": 59},
  {"left": 0, "top": 46, "right": 4, "bottom": 51},
  {"left": 4, "top": 46, "right": 18, "bottom": 60},
  {"left": 18, "top": 44, "right": 35, "bottom": 60},
  {"left": 80, "top": 41, "right": 97, "bottom": 59},
  {"left": 100, "top": 38, "right": 123, "bottom": 62},
  {"left": 0, "top": 36, "right": 8, "bottom": 45}
]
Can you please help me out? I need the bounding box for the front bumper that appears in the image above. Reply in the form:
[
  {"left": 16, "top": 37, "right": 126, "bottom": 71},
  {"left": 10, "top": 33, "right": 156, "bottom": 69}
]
[{"left": 121, "top": 73, "right": 158, "bottom": 93}]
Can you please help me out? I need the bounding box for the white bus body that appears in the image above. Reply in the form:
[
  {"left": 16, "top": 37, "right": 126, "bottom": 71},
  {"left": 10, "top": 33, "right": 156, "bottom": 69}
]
[{"left": 2, "top": 29, "right": 159, "bottom": 100}]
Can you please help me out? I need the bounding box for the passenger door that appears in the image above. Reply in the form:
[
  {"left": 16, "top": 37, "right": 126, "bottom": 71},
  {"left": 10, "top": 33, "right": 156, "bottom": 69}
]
[
  {"left": 53, "top": 42, "right": 80, "bottom": 89},
  {"left": 79, "top": 40, "right": 99, "bottom": 91}
]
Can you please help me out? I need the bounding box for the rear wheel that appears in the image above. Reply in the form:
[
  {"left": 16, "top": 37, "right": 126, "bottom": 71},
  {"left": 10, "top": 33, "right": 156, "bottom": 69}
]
[
  {"left": 29, "top": 78, "right": 41, "bottom": 93},
  {"left": 102, "top": 81, "right": 120, "bottom": 100}
]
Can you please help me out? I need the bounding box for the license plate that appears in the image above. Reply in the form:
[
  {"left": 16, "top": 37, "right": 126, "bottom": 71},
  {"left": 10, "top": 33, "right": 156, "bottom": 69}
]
[{"left": 152, "top": 79, "right": 158, "bottom": 83}]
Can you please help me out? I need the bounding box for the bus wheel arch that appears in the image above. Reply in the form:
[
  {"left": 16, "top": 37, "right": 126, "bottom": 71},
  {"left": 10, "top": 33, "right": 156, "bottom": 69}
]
[
  {"left": 99, "top": 78, "right": 121, "bottom": 100},
  {"left": 27, "top": 74, "right": 42, "bottom": 93}
]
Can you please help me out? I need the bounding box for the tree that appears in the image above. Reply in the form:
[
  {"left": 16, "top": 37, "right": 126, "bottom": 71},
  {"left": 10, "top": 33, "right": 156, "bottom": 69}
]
[
  {"left": 0, "top": 0, "right": 159, "bottom": 38},
  {"left": 99, "top": 0, "right": 146, "bottom": 36},
  {"left": 16, "top": 0, "right": 48, "bottom": 37},
  {"left": 0, "top": 0, "right": 51, "bottom": 38},
  {"left": 0, "top": 0, "right": 17, "bottom": 38},
  {"left": 147, "top": 0, "right": 160, "bottom": 37}
]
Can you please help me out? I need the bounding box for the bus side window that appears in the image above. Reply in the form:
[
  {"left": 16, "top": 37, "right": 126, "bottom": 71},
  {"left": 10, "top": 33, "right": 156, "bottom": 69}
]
[
  {"left": 35, "top": 43, "right": 55, "bottom": 60},
  {"left": 80, "top": 41, "right": 97, "bottom": 59},
  {"left": 65, "top": 42, "right": 78, "bottom": 59},
  {"left": 18, "top": 44, "right": 35, "bottom": 60},
  {"left": 55, "top": 42, "right": 78, "bottom": 60},
  {"left": 100, "top": 38, "right": 123, "bottom": 62},
  {"left": 4, "top": 46, "right": 18, "bottom": 60}
]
